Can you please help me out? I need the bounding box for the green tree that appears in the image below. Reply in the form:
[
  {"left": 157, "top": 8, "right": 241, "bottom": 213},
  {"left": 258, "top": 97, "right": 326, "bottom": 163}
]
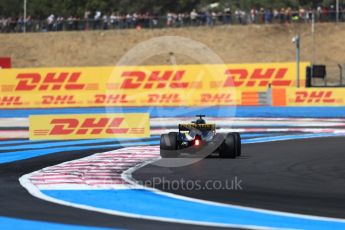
[{"left": 0, "top": 0, "right": 22, "bottom": 17}]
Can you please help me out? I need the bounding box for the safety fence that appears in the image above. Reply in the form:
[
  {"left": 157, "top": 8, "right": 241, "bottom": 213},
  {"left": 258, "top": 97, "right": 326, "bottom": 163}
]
[{"left": 2, "top": 9, "right": 345, "bottom": 34}]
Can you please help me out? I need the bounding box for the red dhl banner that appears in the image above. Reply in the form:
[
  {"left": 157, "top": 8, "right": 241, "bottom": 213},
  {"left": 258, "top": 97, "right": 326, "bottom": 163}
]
[
  {"left": 0, "top": 57, "right": 11, "bottom": 69},
  {"left": 0, "top": 63, "right": 308, "bottom": 108},
  {"left": 272, "top": 88, "right": 345, "bottom": 106},
  {"left": 29, "top": 113, "right": 150, "bottom": 140}
]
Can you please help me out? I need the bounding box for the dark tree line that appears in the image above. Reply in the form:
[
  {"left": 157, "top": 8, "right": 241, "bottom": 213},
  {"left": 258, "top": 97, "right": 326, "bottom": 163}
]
[{"left": 0, "top": 0, "right": 343, "bottom": 18}]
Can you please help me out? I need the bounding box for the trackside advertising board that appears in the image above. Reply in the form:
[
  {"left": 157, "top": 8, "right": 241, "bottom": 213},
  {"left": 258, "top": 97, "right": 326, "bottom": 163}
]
[
  {"left": 29, "top": 113, "right": 150, "bottom": 140},
  {"left": 0, "top": 63, "right": 308, "bottom": 108},
  {"left": 272, "top": 88, "right": 345, "bottom": 106}
]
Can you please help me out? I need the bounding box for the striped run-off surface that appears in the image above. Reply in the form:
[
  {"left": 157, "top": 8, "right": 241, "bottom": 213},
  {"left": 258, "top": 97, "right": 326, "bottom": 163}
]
[{"left": 29, "top": 146, "right": 160, "bottom": 190}]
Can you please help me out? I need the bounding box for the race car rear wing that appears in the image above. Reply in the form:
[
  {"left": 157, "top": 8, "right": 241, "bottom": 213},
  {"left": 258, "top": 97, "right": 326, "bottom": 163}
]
[{"left": 179, "top": 124, "right": 216, "bottom": 132}]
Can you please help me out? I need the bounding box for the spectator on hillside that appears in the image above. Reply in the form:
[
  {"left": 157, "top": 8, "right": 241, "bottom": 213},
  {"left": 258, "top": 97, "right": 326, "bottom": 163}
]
[
  {"left": 250, "top": 8, "right": 257, "bottom": 23},
  {"left": 299, "top": 8, "right": 306, "bottom": 22},
  {"left": 285, "top": 8, "right": 292, "bottom": 23},
  {"left": 2, "top": 3, "right": 345, "bottom": 33},
  {"left": 47, "top": 14, "right": 54, "bottom": 31},
  {"left": 10, "top": 17, "right": 17, "bottom": 32},
  {"left": 17, "top": 16, "right": 24, "bottom": 32},
  {"left": 264, "top": 8, "right": 272, "bottom": 23},
  {"left": 84, "top": 10, "right": 91, "bottom": 30},
  {"left": 103, "top": 14, "right": 109, "bottom": 30},
  {"left": 56, "top": 16, "right": 64, "bottom": 31},
  {"left": 125, "top": 13, "right": 133, "bottom": 28},
  {"left": 94, "top": 11, "right": 101, "bottom": 29},
  {"left": 307, "top": 8, "right": 314, "bottom": 22},
  {"left": 177, "top": 13, "right": 184, "bottom": 26},
  {"left": 241, "top": 10, "right": 247, "bottom": 24},
  {"left": 150, "top": 13, "right": 159, "bottom": 27},
  {"left": 279, "top": 8, "right": 285, "bottom": 23},
  {"left": 110, "top": 12, "right": 117, "bottom": 29},
  {"left": 330, "top": 5, "right": 336, "bottom": 21},
  {"left": 190, "top": 9, "right": 198, "bottom": 26},
  {"left": 75, "top": 16, "right": 81, "bottom": 30},
  {"left": 235, "top": 9, "right": 241, "bottom": 24},
  {"left": 26, "top": 15, "right": 33, "bottom": 32},
  {"left": 317, "top": 6, "right": 323, "bottom": 21},
  {"left": 1, "top": 17, "right": 9, "bottom": 32},
  {"left": 206, "top": 11, "right": 215, "bottom": 26},
  {"left": 211, "top": 11, "right": 217, "bottom": 25},
  {"left": 235, "top": 9, "right": 246, "bottom": 24},
  {"left": 200, "top": 11, "right": 207, "bottom": 25},
  {"left": 223, "top": 7, "right": 231, "bottom": 24},
  {"left": 67, "top": 16, "right": 74, "bottom": 30},
  {"left": 167, "top": 12, "right": 173, "bottom": 26},
  {"left": 273, "top": 9, "right": 279, "bottom": 21},
  {"left": 84, "top": 10, "right": 91, "bottom": 20},
  {"left": 258, "top": 8, "right": 265, "bottom": 23}
]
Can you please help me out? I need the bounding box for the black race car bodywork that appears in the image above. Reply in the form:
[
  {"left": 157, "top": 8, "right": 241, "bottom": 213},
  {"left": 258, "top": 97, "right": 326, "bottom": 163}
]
[{"left": 160, "top": 115, "right": 241, "bottom": 158}]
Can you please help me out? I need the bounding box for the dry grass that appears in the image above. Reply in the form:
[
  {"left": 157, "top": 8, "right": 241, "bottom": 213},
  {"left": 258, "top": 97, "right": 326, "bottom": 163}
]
[{"left": 1, "top": 23, "right": 345, "bottom": 81}]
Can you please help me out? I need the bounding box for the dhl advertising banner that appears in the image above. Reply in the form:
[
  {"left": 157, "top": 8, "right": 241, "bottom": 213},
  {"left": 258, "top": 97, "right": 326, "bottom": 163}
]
[
  {"left": 29, "top": 113, "right": 150, "bottom": 140},
  {"left": 0, "top": 63, "right": 308, "bottom": 108},
  {"left": 272, "top": 88, "right": 345, "bottom": 106}
]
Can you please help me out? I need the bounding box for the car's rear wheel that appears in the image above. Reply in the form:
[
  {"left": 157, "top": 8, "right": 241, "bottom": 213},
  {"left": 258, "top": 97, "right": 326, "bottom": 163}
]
[
  {"left": 219, "top": 133, "right": 237, "bottom": 158},
  {"left": 232, "top": 132, "right": 241, "bottom": 156},
  {"left": 160, "top": 132, "right": 179, "bottom": 158}
]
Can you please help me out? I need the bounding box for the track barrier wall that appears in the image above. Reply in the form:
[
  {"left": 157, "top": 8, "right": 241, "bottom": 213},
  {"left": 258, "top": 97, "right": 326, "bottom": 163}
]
[{"left": 0, "top": 63, "right": 308, "bottom": 108}]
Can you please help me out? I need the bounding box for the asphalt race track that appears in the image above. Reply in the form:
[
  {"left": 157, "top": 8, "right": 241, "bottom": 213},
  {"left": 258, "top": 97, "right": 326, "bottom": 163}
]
[
  {"left": 1, "top": 135, "right": 345, "bottom": 229},
  {"left": 134, "top": 136, "right": 345, "bottom": 219}
]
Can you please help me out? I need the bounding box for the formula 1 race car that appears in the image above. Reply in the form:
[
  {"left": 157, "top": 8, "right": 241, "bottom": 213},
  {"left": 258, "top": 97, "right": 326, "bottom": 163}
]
[{"left": 160, "top": 115, "right": 241, "bottom": 158}]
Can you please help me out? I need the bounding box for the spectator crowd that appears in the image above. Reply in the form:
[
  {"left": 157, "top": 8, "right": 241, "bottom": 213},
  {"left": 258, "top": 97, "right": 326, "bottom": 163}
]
[{"left": 0, "top": 5, "right": 344, "bottom": 33}]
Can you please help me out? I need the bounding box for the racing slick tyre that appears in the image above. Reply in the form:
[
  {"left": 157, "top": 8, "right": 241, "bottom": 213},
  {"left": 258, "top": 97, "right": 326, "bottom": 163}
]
[
  {"left": 160, "top": 132, "right": 179, "bottom": 158},
  {"left": 232, "top": 132, "right": 241, "bottom": 156},
  {"left": 219, "top": 133, "right": 237, "bottom": 158}
]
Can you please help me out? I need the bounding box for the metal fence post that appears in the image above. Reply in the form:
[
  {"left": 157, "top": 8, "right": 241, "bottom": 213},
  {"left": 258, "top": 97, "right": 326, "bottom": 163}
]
[
  {"left": 293, "top": 35, "right": 300, "bottom": 88},
  {"left": 23, "top": 0, "right": 27, "bottom": 33},
  {"left": 339, "top": 64, "right": 344, "bottom": 86}
]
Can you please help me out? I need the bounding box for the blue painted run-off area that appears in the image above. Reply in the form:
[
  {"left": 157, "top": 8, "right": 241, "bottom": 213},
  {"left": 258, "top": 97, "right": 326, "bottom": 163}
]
[
  {"left": 0, "top": 140, "right": 157, "bottom": 164},
  {"left": 0, "top": 106, "right": 345, "bottom": 118},
  {"left": 0, "top": 216, "right": 112, "bottom": 230},
  {"left": 0, "top": 133, "right": 342, "bottom": 164},
  {"left": 43, "top": 189, "right": 345, "bottom": 230}
]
